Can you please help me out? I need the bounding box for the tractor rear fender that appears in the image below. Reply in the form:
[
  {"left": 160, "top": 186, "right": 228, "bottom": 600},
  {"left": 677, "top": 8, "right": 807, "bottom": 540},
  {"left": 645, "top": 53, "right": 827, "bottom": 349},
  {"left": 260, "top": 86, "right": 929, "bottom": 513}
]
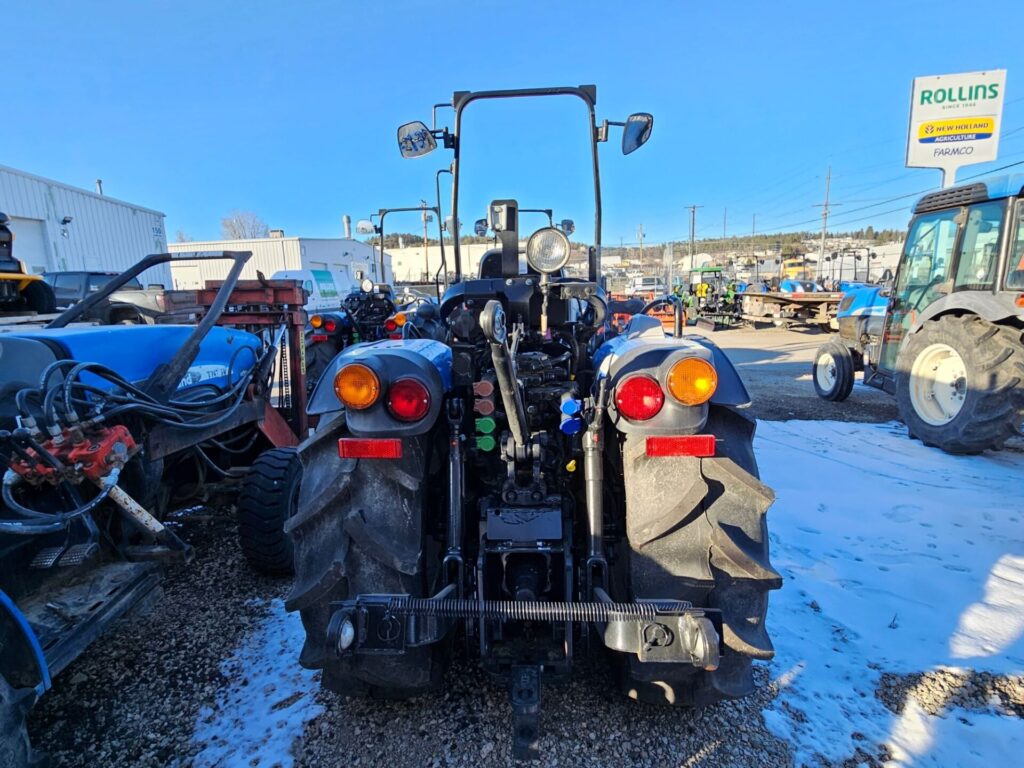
[
  {"left": 306, "top": 339, "right": 452, "bottom": 437},
  {"left": 0, "top": 589, "right": 49, "bottom": 695},
  {"left": 910, "top": 292, "right": 1024, "bottom": 333},
  {"left": 596, "top": 320, "right": 750, "bottom": 434}
]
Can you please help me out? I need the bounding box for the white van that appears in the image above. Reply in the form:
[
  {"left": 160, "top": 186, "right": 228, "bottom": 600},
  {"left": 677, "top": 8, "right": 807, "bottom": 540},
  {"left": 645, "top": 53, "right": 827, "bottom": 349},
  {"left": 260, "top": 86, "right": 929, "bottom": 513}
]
[
  {"left": 272, "top": 269, "right": 353, "bottom": 312},
  {"left": 628, "top": 275, "right": 667, "bottom": 295}
]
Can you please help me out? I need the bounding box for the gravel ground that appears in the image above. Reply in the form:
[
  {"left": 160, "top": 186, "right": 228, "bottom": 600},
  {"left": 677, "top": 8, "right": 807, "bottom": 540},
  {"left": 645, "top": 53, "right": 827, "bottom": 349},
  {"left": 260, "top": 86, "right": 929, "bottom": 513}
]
[
  {"left": 295, "top": 664, "right": 790, "bottom": 768},
  {"left": 27, "top": 515, "right": 289, "bottom": 767},
  {"left": 22, "top": 327, "right": 1019, "bottom": 767}
]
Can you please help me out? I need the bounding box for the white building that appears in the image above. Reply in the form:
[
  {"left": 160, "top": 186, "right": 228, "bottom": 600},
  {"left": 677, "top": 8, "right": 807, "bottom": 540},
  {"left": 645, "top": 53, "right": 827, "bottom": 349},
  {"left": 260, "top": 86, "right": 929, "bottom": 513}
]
[
  {"left": 0, "top": 164, "right": 169, "bottom": 286},
  {"left": 389, "top": 242, "right": 498, "bottom": 283},
  {"left": 168, "top": 234, "right": 391, "bottom": 292}
]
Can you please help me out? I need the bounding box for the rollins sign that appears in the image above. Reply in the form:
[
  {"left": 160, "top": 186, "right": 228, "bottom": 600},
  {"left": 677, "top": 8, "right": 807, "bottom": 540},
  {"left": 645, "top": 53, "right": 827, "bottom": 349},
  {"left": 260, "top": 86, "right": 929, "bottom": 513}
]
[{"left": 906, "top": 70, "right": 1007, "bottom": 187}]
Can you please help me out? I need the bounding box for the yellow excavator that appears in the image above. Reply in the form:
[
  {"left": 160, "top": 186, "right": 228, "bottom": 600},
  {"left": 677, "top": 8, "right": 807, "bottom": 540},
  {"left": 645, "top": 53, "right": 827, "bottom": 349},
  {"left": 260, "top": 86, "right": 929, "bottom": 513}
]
[{"left": 0, "top": 212, "right": 55, "bottom": 314}]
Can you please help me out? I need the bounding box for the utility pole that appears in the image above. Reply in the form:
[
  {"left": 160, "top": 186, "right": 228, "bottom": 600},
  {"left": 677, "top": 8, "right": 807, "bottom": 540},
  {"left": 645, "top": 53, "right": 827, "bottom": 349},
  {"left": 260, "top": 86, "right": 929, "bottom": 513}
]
[
  {"left": 637, "top": 224, "right": 645, "bottom": 268},
  {"left": 751, "top": 214, "right": 757, "bottom": 282},
  {"left": 813, "top": 166, "right": 840, "bottom": 266},
  {"left": 723, "top": 208, "right": 727, "bottom": 239},
  {"left": 686, "top": 204, "right": 702, "bottom": 271},
  {"left": 420, "top": 199, "right": 432, "bottom": 282}
]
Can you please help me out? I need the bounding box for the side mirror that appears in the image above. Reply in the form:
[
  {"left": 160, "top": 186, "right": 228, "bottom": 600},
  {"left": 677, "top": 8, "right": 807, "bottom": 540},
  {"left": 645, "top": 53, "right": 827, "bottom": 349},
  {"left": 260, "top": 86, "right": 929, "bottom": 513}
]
[
  {"left": 355, "top": 219, "right": 375, "bottom": 235},
  {"left": 474, "top": 219, "right": 489, "bottom": 237},
  {"left": 560, "top": 219, "right": 575, "bottom": 235},
  {"left": 397, "top": 121, "right": 437, "bottom": 158},
  {"left": 622, "top": 113, "right": 654, "bottom": 155}
]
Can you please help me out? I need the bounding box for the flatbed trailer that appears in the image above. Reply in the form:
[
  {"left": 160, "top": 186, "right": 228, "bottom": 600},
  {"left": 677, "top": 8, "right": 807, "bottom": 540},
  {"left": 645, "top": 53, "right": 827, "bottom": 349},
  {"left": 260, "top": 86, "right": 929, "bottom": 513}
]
[{"left": 741, "top": 290, "right": 843, "bottom": 331}]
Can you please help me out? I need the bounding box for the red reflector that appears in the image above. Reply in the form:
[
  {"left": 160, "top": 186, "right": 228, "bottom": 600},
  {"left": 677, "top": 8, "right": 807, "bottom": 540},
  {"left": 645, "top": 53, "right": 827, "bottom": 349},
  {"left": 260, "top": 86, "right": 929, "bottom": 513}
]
[
  {"left": 311, "top": 334, "right": 328, "bottom": 342},
  {"left": 645, "top": 435, "right": 716, "bottom": 457},
  {"left": 338, "top": 438, "right": 403, "bottom": 459}
]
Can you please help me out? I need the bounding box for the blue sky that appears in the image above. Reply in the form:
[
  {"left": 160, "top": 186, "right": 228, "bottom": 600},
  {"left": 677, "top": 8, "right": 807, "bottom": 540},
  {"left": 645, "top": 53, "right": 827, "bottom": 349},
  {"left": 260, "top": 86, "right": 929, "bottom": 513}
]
[{"left": 4, "top": 1, "right": 1022, "bottom": 245}]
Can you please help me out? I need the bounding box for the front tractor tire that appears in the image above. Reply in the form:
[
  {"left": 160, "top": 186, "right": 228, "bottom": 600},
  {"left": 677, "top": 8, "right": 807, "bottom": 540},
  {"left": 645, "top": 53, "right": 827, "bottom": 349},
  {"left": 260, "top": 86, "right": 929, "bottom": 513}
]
[
  {"left": 812, "top": 340, "right": 855, "bottom": 402},
  {"left": 237, "top": 447, "right": 303, "bottom": 575},
  {"left": 618, "top": 406, "right": 781, "bottom": 707},
  {"left": 285, "top": 427, "right": 445, "bottom": 699},
  {"left": 20, "top": 281, "right": 55, "bottom": 315},
  {"left": 896, "top": 315, "right": 1024, "bottom": 454}
]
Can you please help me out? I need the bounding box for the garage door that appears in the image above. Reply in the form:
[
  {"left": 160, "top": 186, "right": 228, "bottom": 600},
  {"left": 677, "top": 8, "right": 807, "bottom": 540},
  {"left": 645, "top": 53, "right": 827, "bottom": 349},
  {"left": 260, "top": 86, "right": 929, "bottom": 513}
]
[{"left": 8, "top": 218, "right": 49, "bottom": 274}]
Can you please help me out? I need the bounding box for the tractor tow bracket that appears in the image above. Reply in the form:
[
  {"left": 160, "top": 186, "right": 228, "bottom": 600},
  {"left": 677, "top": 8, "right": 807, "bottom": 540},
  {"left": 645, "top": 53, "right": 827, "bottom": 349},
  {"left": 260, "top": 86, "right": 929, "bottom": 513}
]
[{"left": 326, "top": 592, "right": 722, "bottom": 667}]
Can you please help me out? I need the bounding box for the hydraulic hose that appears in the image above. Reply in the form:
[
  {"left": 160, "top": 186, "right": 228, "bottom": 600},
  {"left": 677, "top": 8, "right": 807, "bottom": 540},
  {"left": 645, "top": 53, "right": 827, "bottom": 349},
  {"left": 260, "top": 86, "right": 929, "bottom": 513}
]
[{"left": 0, "top": 468, "right": 114, "bottom": 533}]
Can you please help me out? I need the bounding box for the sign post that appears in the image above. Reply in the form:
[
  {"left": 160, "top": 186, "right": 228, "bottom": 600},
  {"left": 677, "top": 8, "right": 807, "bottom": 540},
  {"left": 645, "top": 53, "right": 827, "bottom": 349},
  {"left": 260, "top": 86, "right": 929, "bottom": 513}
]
[{"left": 906, "top": 70, "right": 1007, "bottom": 188}]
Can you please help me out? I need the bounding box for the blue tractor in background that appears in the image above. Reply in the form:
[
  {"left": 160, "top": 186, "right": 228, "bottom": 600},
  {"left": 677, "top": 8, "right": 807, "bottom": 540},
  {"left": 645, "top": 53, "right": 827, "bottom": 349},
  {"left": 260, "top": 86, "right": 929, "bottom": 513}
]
[
  {"left": 0, "top": 251, "right": 303, "bottom": 766},
  {"left": 813, "top": 175, "right": 1024, "bottom": 453},
  {"left": 285, "top": 86, "right": 780, "bottom": 760}
]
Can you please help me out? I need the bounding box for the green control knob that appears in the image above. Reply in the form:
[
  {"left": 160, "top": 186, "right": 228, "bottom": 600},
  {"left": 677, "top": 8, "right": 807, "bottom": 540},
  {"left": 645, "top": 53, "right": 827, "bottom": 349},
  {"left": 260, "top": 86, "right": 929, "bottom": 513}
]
[
  {"left": 475, "top": 416, "right": 497, "bottom": 434},
  {"left": 475, "top": 434, "right": 497, "bottom": 452}
]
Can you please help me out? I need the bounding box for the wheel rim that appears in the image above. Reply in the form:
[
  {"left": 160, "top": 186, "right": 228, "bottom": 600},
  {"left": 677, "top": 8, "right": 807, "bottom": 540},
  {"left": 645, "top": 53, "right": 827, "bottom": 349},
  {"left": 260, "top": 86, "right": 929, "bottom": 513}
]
[
  {"left": 815, "top": 351, "right": 837, "bottom": 391},
  {"left": 909, "top": 342, "right": 967, "bottom": 426}
]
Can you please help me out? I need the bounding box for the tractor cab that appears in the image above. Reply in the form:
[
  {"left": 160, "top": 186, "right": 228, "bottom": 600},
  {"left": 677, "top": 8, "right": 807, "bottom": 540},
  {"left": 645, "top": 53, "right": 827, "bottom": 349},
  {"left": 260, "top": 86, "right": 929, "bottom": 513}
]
[
  {"left": 813, "top": 175, "right": 1024, "bottom": 454},
  {"left": 875, "top": 176, "right": 1024, "bottom": 381}
]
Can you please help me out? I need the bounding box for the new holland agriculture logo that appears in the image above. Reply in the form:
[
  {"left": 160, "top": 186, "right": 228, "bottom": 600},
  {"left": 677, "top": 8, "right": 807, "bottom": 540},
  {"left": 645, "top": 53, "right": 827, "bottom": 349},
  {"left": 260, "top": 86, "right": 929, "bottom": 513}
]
[{"left": 918, "top": 117, "right": 996, "bottom": 144}]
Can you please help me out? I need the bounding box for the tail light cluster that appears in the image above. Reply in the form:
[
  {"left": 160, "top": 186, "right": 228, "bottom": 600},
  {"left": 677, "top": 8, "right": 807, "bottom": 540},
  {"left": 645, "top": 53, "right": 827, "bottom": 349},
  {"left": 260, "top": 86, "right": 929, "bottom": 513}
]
[
  {"left": 310, "top": 313, "right": 339, "bottom": 342},
  {"left": 333, "top": 363, "right": 430, "bottom": 422},
  {"left": 384, "top": 311, "right": 408, "bottom": 339},
  {"left": 614, "top": 357, "right": 717, "bottom": 422}
]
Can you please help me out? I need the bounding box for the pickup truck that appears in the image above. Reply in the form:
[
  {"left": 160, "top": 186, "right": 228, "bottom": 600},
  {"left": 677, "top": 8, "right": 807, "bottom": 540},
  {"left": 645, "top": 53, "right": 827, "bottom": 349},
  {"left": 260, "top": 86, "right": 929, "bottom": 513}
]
[{"left": 43, "top": 271, "right": 168, "bottom": 324}]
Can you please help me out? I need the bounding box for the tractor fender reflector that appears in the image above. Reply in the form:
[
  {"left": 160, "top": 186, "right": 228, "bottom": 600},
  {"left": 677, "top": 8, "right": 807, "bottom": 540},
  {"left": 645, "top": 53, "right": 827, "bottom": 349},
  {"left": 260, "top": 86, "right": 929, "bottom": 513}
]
[
  {"left": 645, "top": 435, "right": 716, "bottom": 457},
  {"left": 338, "top": 438, "right": 403, "bottom": 459},
  {"left": 311, "top": 334, "right": 329, "bottom": 342}
]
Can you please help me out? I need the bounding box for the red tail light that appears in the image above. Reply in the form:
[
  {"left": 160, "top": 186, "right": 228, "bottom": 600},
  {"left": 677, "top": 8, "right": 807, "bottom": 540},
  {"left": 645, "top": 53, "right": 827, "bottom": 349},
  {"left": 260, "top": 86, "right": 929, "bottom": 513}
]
[
  {"left": 338, "top": 438, "right": 403, "bottom": 459},
  {"left": 384, "top": 318, "right": 398, "bottom": 333},
  {"left": 646, "top": 435, "right": 716, "bottom": 457},
  {"left": 614, "top": 376, "right": 664, "bottom": 421},
  {"left": 324, "top": 318, "right": 337, "bottom": 333},
  {"left": 386, "top": 378, "right": 431, "bottom": 422}
]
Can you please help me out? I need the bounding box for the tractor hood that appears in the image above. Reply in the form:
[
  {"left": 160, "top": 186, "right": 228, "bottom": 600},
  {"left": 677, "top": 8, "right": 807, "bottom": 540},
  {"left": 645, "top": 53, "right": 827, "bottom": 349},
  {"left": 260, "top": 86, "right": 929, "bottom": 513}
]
[{"left": 1, "top": 325, "right": 261, "bottom": 391}]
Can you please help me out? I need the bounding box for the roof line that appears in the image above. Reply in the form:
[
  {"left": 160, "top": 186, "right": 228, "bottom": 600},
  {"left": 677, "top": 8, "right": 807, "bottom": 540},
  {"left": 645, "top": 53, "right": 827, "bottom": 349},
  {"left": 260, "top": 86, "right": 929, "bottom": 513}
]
[{"left": 0, "top": 163, "right": 165, "bottom": 217}]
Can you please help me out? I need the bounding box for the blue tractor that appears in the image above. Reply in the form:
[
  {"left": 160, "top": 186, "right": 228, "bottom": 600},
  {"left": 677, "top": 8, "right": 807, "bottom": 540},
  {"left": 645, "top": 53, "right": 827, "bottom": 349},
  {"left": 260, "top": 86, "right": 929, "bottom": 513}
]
[
  {"left": 0, "top": 252, "right": 301, "bottom": 765},
  {"left": 286, "top": 86, "right": 780, "bottom": 760},
  {"left": 813, "top": 175, "right": 1024, "bottom": 453}
]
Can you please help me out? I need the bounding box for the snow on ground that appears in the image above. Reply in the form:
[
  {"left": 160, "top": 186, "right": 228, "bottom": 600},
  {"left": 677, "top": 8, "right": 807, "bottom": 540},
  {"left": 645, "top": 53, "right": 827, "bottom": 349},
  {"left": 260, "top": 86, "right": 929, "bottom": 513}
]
[
  {"left": 187, "top": 598, "right": 321, "bottom": 768},
  {"left": 757, "top": 420, "right": 1024, "bottom": 767}
]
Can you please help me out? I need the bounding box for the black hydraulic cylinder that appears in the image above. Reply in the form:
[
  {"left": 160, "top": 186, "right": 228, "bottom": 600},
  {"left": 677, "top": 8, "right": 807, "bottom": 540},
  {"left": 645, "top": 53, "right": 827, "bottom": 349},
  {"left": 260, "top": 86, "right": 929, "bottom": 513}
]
[{"left": 584, "top": 380, "right": 609, "bottom": 580}]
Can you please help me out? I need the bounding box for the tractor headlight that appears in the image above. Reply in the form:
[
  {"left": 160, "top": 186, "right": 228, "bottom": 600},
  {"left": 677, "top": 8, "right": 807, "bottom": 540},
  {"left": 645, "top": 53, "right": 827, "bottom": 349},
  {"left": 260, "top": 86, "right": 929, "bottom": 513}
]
[{"left": 526, "top": 227, "right": 571, "bottom": 274}]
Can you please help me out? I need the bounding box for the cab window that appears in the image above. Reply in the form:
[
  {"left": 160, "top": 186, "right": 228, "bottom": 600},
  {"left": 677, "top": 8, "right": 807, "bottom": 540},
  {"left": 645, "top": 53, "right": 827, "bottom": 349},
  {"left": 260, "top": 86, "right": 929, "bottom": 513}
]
[
  {"left": 1007, "top": 200, "right": 1024, "bottom": 290},
  {"left": 953, "top": 200, "right": 1004, "bottom": 291},
  {"left": 894, "top": 207, "right": 959, "bottom": 308}
]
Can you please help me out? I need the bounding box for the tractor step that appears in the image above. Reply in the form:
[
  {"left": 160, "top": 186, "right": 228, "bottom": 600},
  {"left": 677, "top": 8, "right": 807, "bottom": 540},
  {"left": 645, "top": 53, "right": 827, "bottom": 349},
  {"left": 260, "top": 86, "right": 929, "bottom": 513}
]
[{"left": 13, "top": 561, "right": 162, "bottom": 677}]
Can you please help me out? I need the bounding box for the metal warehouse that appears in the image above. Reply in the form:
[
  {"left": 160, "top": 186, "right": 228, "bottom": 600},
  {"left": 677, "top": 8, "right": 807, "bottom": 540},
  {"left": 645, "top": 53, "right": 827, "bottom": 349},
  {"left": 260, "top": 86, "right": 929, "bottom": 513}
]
[
  {"left": 168, "top": 234, "right": 391, "bottom": 291},
  {"left": 0, "top": 164, "right": 170, "bottom": 286}
]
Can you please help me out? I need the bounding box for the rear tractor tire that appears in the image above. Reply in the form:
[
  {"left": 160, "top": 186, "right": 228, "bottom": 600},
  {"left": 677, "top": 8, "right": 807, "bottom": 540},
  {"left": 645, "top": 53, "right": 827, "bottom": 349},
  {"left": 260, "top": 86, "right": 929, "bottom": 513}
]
[
  {"left": 0, "top": 675, "right": 40, "bottom": 768},
  {"left": 237, "top": 447, "right": 303, "bottom": 575},
  {"left": 285, "top": 429, "right": 445, "bottom": 699},
  {"left": 895, "top": 315, "right": 1024, "bottom": 454},
  {"left": 812, "top": 340, "right": 855, "bottom": 402},
  {"left": 618, "top": 406, "right": 781, "bottom": 707}
]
